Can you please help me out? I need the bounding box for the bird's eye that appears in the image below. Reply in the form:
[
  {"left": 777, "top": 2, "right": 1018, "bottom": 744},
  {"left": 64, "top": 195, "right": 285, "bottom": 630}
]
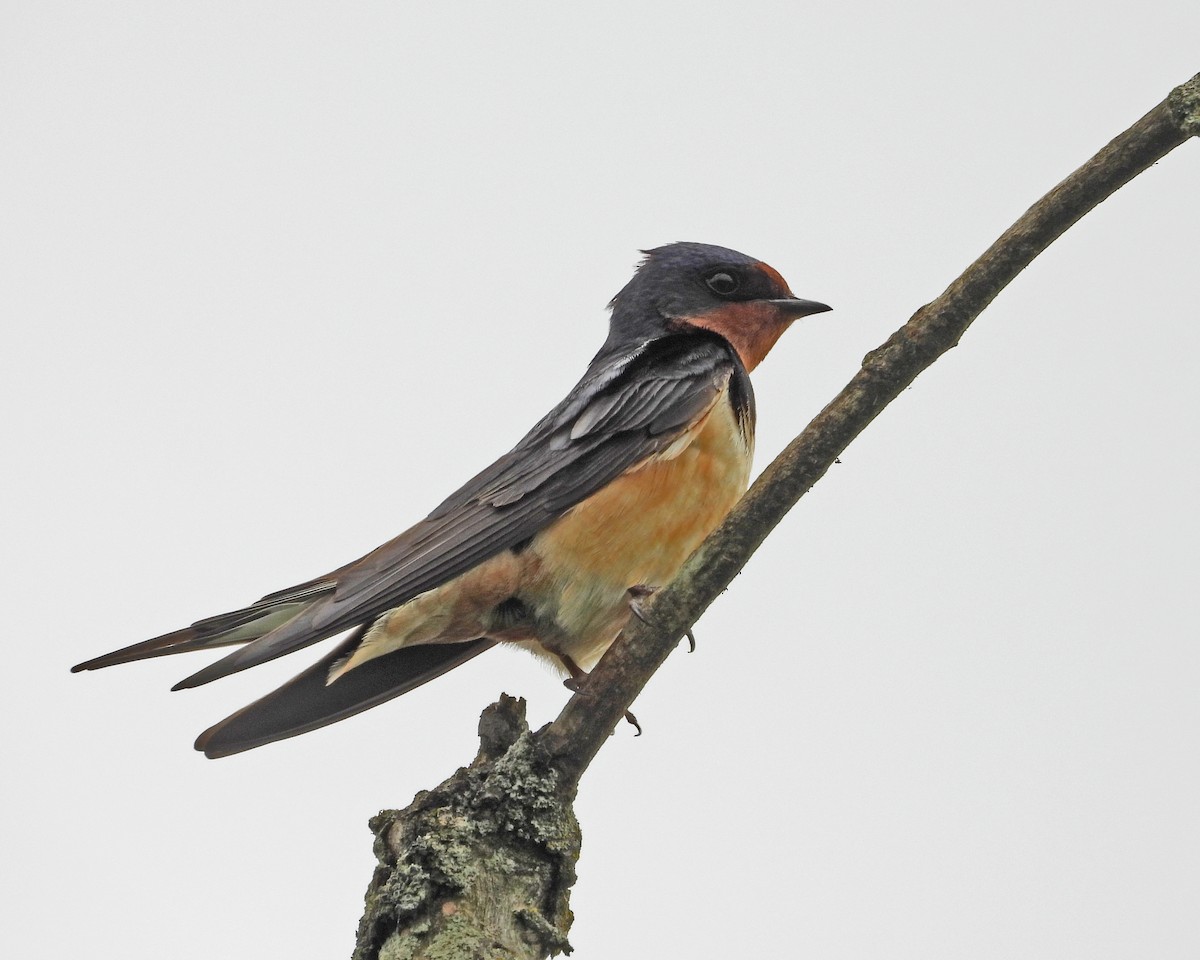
[{"left": 704, "top": 271, "right": 739, "bottom": 296}]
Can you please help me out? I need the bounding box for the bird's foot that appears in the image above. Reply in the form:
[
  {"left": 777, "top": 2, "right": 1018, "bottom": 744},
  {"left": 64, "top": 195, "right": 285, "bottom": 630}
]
[
  {"left": 562, "top": 675, "right": 586, "bottom": 694},
  {"left": 627, "top": 584, "right": 696, "bottom": 652},
  {"left": 557, "top": 651, "right": 642, "bottom": 736},
  {"left": 558, "top": 652, "right": 589, "bottom": 691}
]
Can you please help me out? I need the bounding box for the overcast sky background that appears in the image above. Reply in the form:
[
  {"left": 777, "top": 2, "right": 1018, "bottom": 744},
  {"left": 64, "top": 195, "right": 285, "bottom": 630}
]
[{"left": 3, "top": 3, "right": 1198, "bottom": 957}]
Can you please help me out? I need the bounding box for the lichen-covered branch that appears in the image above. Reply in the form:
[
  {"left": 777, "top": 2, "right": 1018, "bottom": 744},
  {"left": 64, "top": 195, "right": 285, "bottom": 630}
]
[
  {"left": 354, "top": 696, "right": 577, "bottom": 960},
  {"left": 353, "top": 72, "right": 1198, "bottom": 960}
]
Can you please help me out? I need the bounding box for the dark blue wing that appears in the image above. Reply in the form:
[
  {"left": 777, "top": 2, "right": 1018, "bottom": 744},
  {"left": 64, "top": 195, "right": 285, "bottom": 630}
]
[{"left": 166, "top": 333, "right": 746, "bottom": 688}]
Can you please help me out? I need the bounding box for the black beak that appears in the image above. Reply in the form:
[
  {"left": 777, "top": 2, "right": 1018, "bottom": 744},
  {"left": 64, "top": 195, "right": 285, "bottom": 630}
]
[{"left": 766, "top": 297, "right": 833, "bottom": 318}]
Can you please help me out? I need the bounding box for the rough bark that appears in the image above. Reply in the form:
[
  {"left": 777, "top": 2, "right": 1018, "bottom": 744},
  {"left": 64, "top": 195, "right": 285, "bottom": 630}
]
[
  {"left": 353, "top": 72, "right": 1199, "bottom": 959},
  {"left": 354, "top": 697, "right": 577, "bottom": 960}
]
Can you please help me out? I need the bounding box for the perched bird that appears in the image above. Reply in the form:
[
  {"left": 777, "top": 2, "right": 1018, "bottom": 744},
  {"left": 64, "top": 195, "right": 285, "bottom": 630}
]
[{"left": 73, "top": 242, "right": 830, "bottom": 758}]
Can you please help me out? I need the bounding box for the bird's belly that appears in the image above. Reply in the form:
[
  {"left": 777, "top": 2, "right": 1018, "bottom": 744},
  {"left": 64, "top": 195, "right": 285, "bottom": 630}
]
[{"left": 524, "top": 394, "right": 752, "bottom": 666}]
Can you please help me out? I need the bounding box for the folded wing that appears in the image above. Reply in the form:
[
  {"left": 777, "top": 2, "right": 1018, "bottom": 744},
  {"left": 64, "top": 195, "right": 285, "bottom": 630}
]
[{"left": 73, "top": 333, "right": 749, "bottom": 753}]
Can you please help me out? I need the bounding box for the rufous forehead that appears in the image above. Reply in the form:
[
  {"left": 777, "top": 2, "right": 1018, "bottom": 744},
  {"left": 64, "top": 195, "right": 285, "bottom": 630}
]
[{"left": 754, "top": 261, "right": 793, "bottom": 296}]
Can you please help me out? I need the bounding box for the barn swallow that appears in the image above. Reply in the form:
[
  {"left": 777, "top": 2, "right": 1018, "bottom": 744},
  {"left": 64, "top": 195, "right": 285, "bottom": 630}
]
[{"left": 73, "top": 242, "right": 830, "bottom": 757}]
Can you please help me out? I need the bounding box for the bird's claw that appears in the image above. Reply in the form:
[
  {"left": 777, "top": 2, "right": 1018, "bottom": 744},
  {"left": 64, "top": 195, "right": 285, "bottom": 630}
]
[
  {"left": 561, "top": 659, "right": 642, "bottom": 735},
  {"left": 627, "top": 584, "right": 654, "bottom": 626},
  {"left": 627, "top": 584, "right": 696, "bottom": 652}
]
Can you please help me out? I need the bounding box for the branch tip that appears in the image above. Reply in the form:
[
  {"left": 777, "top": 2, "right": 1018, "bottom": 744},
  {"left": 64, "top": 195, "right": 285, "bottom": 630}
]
[{"left": 1168, "top": 72, "right": 1200, "bottom": 137}]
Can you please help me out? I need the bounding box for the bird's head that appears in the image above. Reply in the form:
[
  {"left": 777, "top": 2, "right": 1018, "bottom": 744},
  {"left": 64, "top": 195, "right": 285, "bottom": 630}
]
[{"left": 606, "top": 241, "right": 831, "bottom": 370}]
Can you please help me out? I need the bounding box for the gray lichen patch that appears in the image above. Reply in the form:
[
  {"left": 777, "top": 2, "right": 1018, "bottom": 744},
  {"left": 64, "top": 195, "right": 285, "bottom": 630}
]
[{"left": 354, "top": 696, "right": 579, "bottom": 960}]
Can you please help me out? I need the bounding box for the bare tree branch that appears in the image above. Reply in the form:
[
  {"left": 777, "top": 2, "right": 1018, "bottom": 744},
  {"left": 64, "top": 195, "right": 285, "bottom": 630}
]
[
  {"left": 354, "top": 72, "right": 1199, "bottom": 960},
  {"left": 539, "top": 70, "right": 1200, "bottom": 788}
]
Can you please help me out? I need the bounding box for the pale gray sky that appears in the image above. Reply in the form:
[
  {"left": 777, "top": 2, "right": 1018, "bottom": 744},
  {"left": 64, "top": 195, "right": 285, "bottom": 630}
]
[{"left": 3, "top": 2, "right": 1198, "bottom": 957}]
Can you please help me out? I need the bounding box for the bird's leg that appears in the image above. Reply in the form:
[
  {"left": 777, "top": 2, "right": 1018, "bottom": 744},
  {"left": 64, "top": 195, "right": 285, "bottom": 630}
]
[
  {"left": 557, "top": 652, "right": 590, "bottom": 694},
  {"left": 556, "top": 651, "right": 642, "bottom": 736},
  {"left": 627, "top": 584, "right": 696, "bottom": 653}
]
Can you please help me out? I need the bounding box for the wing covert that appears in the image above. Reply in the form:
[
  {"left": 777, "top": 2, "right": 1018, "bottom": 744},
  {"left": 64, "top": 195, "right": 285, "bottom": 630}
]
[{"left": 331, "top": 333, "right": 740, "bottom": 615}]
